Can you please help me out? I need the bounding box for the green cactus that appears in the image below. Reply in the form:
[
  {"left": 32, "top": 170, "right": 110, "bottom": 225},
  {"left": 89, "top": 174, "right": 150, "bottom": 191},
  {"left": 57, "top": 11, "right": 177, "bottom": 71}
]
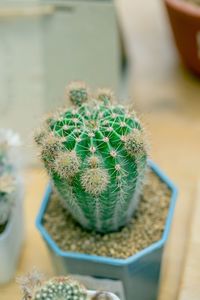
[
  {"left": 0, "top": 130, "right": 20, "bottom": 227},
  {"left": 17, "top": 270, "right": 88, "bottom": 300},
  {"left": 0, "top": 174, "right": 16, "bottom": 226},
  {"left": 17, "top": 270, "right": 115, "bottom": 300},
  {"left": 32, "top": 277, "right": 88, "bottom": 300},
  {"left": 35, "top": 81, "right": 148, "bottom": 233}
]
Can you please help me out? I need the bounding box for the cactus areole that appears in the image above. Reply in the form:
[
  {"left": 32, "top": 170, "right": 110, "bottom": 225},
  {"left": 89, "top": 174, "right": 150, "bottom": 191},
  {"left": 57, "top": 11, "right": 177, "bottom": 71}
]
[{"left": 35, "top": 82, "right": 148, "bottom": 233}]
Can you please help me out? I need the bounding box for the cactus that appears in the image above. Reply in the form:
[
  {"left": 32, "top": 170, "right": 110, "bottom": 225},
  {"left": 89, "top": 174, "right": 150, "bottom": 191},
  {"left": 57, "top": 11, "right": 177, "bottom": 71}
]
[
  {"left": 35, "top": 81, "right": 148, "bottom": 233},
  {"left": 17, "top": 268, "right": 44, "bottom": 300},
  {"left": 0, "top": 130, "right": 20, "bottom": 227},
  {"left": 0, "top": 174, "right": 16, "bottom": 225},
  {"left": 18, "top": 271, "right": 115, "bottom": 300},
  {"left": 32, "top": 277, "right": 88, "bottom": 300},
  {"left": 18, "top": 272, "right": 88, "bottom": 300}
]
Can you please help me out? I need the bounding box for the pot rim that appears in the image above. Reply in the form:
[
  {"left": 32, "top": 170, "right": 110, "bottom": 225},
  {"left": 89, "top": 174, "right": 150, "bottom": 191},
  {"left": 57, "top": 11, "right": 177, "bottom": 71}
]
[
  {"left": 36, "top": 160, "right": 178, "bottom": 267},
  {"left": 164, "top": 0, "right": 200, "bottom": 17}
]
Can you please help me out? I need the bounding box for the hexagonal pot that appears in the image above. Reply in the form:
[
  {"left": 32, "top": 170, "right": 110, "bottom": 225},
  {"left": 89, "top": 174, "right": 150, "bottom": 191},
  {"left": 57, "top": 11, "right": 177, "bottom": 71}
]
[{"left": 36, "top": 161, "right": 178, "bottom": 300}]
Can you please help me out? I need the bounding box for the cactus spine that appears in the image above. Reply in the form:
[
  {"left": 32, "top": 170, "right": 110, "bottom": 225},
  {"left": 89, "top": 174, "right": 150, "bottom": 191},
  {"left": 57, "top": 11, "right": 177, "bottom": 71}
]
[{"left": 35, "top": 82, "right": 148, "bottom": 233}]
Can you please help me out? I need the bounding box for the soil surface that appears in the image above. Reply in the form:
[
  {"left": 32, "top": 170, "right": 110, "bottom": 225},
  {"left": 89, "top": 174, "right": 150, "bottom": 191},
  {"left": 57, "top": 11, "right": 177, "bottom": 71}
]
[{"left": 43, "top": 169, "right": 171, "bottom": 259}]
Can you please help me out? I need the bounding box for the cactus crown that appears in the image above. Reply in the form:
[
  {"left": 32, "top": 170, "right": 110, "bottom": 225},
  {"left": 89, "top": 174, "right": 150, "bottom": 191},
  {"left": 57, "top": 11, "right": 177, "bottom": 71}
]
[
  {"left": 0, "top": 130, "right": 20, "bottom": 226},
  {"left": 18, "top": 271, "right": 88, "bottom": 300},
  {"left": 18, "top": 271, "right": 116, "bottom": 300},
  {"left": 33, "top": 277, "right": 88, "bottom": 300},
  {"left": 35, "top": 81, "right": 148, "bottom": 233}
]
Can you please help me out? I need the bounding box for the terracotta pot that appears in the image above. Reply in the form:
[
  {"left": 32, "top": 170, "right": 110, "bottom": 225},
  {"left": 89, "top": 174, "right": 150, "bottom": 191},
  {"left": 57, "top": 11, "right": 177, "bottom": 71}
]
[{"left": 164, "top": 0, "right": 200, "bottom": 75}]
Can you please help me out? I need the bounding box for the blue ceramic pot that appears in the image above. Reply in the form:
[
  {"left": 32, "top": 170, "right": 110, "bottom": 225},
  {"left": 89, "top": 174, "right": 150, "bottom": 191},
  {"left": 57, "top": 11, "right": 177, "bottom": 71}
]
[{"left": 36, "top": 161, "right": 178, "bottom": 300}]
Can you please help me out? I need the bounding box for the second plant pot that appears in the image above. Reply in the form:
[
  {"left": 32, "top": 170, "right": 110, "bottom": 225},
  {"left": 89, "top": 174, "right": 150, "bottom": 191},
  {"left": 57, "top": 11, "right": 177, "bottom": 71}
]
[
  {"left": 36, "top": 161, "right": 177, "bottom": 300},
  {"left": 165, "top": 0, "right": 200, "bottom": 75},
  {"left": 0, "top": 183, "right": 24, "bottom": 284}
]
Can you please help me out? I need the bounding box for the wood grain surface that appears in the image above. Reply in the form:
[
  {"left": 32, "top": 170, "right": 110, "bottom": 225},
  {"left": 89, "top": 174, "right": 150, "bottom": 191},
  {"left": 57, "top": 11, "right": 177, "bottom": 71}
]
[{"left": 178, "top": 183, "right": 200, "bottom": 300}]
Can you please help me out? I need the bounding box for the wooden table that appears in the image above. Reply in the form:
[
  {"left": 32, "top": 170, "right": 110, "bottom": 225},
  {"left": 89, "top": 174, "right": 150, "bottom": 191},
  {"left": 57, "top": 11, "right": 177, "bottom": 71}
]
[
  {"left": 178, "top": 183, "right": 200, "bottom": 300},
  {"left": 1, "top": 0, "right": 200, "bottom": 299}
]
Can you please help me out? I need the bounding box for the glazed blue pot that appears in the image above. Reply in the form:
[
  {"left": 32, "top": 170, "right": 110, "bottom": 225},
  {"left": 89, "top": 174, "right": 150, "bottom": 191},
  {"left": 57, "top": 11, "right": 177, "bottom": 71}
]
[{"left": 36, "top": 161, "right": 178, "bottom": 300}]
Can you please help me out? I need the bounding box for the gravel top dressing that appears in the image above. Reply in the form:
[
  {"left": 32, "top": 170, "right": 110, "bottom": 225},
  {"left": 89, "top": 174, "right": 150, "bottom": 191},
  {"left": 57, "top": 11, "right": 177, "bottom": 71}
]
[{"left": 43, "top": 170, "right": 171, "bottom": 259}]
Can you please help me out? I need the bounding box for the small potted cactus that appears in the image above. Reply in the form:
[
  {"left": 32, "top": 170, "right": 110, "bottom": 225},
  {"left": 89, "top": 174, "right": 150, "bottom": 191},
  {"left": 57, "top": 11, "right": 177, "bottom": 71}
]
[
  {"left": 17, "top": 270, "right": 120, "bottom": 300},
  {"left": 0, "top": 129, "right": 24, "bottom": 284},
  {"left": 35, "top": 82, "right": 177, "bottom": 300}
]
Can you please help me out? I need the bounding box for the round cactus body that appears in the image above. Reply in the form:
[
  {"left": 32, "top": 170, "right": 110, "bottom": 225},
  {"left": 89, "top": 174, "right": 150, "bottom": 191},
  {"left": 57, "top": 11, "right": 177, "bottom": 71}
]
[
  {"left": 32, "top": 277, "right": 88, "bottom": 300},
  {"left": 35, "top": 82, "right": 148, "bottom": 233}
]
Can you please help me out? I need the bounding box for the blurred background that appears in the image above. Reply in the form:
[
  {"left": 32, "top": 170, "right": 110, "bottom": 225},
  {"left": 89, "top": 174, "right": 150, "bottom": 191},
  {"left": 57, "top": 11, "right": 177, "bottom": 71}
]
[{"left": 0, "top": 0, "right": 200, "bottom": 299}]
